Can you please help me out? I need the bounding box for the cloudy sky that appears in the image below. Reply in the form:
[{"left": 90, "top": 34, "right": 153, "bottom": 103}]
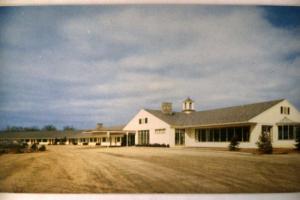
[{"left": 0, "top": 5, "right": 299, "bottom": 130}]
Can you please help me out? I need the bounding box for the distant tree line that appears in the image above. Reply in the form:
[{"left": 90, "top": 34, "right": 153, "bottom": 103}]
[{"left": 1, "top": 125, "right": 76, "bottom": 132}]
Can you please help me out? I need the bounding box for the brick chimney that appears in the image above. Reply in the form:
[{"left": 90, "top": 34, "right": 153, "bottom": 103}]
[{"left": 161, "top": 102, "right": 173, "bottom": 115}]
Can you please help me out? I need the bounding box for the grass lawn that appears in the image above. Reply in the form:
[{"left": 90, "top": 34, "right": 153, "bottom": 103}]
[{"left": 0, "top": 146, "right": 299, "bottom": 193}]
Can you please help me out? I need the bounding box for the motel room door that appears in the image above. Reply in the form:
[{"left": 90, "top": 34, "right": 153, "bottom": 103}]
[{"left": 175, "top": 129, "right": 185, "bottom": 146}]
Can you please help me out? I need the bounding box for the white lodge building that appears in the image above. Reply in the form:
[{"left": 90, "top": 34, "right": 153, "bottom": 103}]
[{"left": 124, "top": 98, "right": 300, "bottom": 148}]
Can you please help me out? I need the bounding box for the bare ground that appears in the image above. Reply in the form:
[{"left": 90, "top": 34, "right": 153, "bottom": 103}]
[{"left": 0, "top": 146, "right": 300, "bottom": 193}]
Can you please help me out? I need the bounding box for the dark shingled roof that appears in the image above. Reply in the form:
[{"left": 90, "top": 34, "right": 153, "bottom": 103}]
[
  {"left": 145, "top": 99, "right": 284, "bottom": 127},
  {"left": 0, "top": 125, "right": 127, "bottom": 139},
  {"left": 0, "top": 131, "right": 84, "bottom": 139}
]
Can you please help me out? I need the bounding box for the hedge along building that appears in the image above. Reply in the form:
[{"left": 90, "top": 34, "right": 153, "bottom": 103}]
[
  {"left": 123, "top": 98, "right": 300, "bottom": 148},
  {"left": 0, "top": 124, "right": 134, "bottom": 147}
]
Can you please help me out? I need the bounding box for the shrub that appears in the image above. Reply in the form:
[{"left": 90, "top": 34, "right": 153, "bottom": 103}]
[
  {"left": 73, "top": 142, "right": 78, "bottom": 145},
  {"left": 256, "top": 132, "right": 273, "bottom": 154},
  {"left": 295, "top": 136, "right": 300, "bottom": 151},
  {"left": 96, "top": 143, "right": 100, "bottom": 146},
  {"left": 21, "top": 142, "right": 28, "bottom": 149},
  {"left": 31, "top": 143, "right": 38, "bottom": 152},
  {"left": 82, "top": 142, "right": 89, "bottom": 145},
  {"left": 38, "top": 145, "right": 46, "bottom": 151},
  {"left": 229, "top": 136, "right": 239, "bottom": 151}
]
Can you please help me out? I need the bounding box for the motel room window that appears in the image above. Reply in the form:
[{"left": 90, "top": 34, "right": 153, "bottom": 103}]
[
  {"left": 42, "top": 139, "right": 47, "bottom": 142},
  {"left": 139, "top": 118, "right": 148, "bottom": 124},
  {"left": 138, "top": 130, "right": 149, "bottom": 145},
  {"left": 209, "top": 129, "right": 214, "bottom": 142},
  {"left": 155, "top": 129, "right": 166, "bottom": 134},
  {"left": 220, "top": 128, "right": 227, "bottom": 141},
  {"left": 227, "top": 128, "right": 234, "bottom": 141},
  {"left": 278, "top": 125, "right": 299, "bottom": 140},
  {"left": 195, "top": 126, "right": 250, "bottom": 142},
  {"left": 242, "top": 127, "right": 250, "bottom": 142},
  {"left": 213, "top": 129, "right": 220, "bottom": 142},
  {"left": 280, "top": 106, "right": 290, "bottom": 115},
  {"left": 235, "top": 127, "right": 242, "bottom": 141},
  {"left": 200, "top": 129, "right": 206, "bottom": 142}
]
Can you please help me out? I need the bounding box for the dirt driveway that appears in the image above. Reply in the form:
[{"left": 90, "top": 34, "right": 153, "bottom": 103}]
[{"left": 0, "top": 146, "right": 300, "bottom": 193}]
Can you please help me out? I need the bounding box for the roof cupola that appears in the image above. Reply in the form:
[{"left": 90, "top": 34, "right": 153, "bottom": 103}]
[{"left": 182, "top": 97, "right": 195, "bottom": 114}]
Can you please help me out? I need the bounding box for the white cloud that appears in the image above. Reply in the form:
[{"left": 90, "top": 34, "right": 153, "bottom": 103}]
[{"left": 0, "top": 6, "right": 299, "bottom": 129}]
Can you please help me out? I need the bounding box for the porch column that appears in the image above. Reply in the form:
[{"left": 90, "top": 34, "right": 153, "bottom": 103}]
[{"left": 126, "top": 132, "right": 129, "bottom": 146}]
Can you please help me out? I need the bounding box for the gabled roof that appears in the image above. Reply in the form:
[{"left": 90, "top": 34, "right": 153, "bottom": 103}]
[
  {"left": 96, "top": 124, "right": 126, "bottom": 131},
  {"left": 145, "top": 99, "right": 284, "bottom": 127}
]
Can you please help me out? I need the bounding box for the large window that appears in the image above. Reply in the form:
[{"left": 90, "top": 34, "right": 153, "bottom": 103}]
[
  {"left": 278, "top": 125, "right": 299, "bottom": 140},
  {"left": 138, "top": 130, "right": 149, "bottom": 145},
  {"left": 195, "top": 126, "right": 251, "bottom": 142},
  {"left": 175, "top": 129, "right": 185, "bottom": 145}
]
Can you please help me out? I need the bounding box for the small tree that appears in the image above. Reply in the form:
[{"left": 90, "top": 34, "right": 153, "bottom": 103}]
[
  {"left": 229, "top": 135, "right": 239, "bottom": 151},
  {"left": 30, "top": 143, "right": 38, "bottom": 152},
  {"left": 63, "top": 126, "right": 75, "bottom": 131},
  {"left": 38, "top": 145, "right": 46, "bottom": 151},
  {"left": 42, "top": 125, "right": 57, "bottom": 131},
  {"left": 256, "top": 132, "right": 273, "bottom": 154}
]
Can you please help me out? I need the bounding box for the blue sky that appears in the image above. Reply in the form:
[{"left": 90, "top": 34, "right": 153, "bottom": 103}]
[{"left": 0, "top": 5, "right": 299, "bottom": 130}]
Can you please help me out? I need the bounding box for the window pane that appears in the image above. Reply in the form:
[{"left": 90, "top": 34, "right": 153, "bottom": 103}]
[
  {"left": 235, "top": 127, "right": 242, "bottom": 141},
  {"left": 288, "top": 126, "right": 294, "bottom": 139},
  {"left": 201, "top": 129, "right": 207, "bottom": 142},
  {"left": 242, "top": 126, "right": 250, "bottom": 142},
  {"left": 208, "top": 129, "right": 213, "bottom": 142},
  {"left": 220, "top": 128, "right": 227, "bottom": 141},
  {"left": 283, "top": 126, "right": 289, "bottom": 139},
  {"left": 278, "top": 126, "right": 282, "bottom": 140},
  {"left": 228, "top": 128, "right": 234, "bottom": 141},
  {"left": 213, "top": 129, "right": 220, "bottom": 142}
]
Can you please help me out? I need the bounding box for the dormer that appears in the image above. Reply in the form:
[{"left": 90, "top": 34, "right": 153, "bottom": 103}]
[{"left": 182, "top": 97, "right": 195, "bottom": 114}]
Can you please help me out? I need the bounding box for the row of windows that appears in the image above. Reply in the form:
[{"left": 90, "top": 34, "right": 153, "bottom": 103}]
[
  {"left": 138, "top": 130, "right": 150, "bottom": 145},
  {"left": 280, "top": 106, "right": 290, "bottom": 115},
  {"left": 139, "top": 118, "right": 148, "bottom": 124},
  {"left": 278, "top": 125, "right": 300, "bottom": 140},
  {"left": 195, "top": 126, "right": 250, "bottom": 142},
  {"left": 155, "top": 129, "right": 166, "bottom": 134}
]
